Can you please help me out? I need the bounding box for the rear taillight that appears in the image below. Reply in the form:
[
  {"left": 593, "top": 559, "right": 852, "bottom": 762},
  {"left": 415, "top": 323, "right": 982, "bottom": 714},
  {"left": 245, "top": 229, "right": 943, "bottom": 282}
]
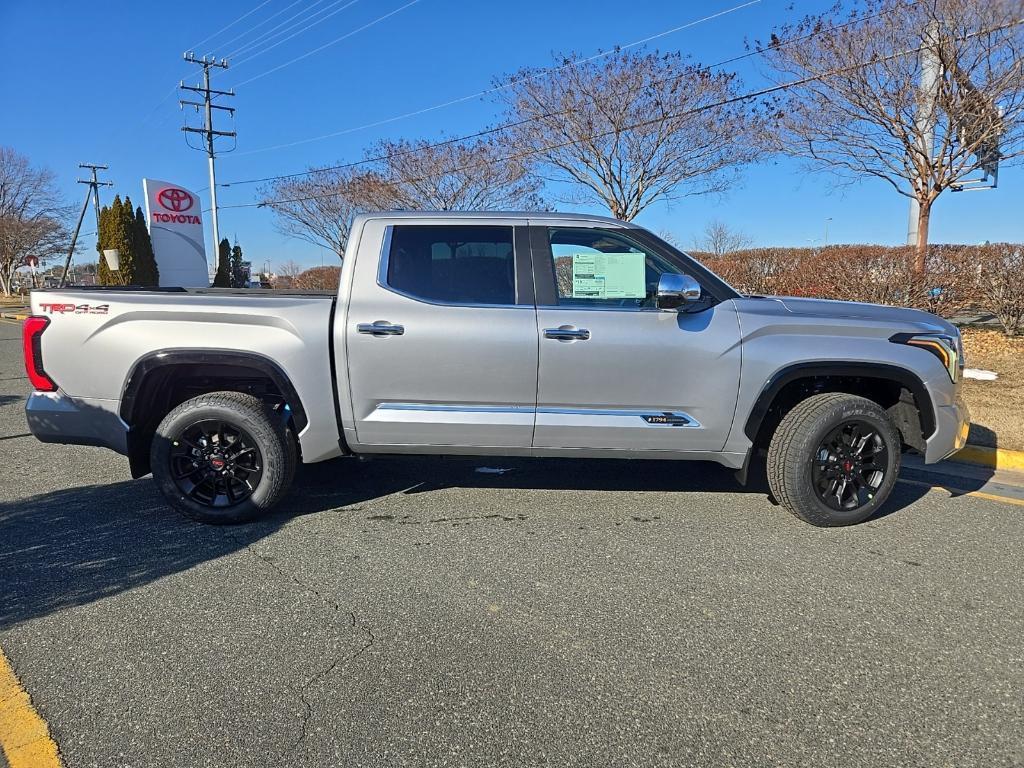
[{"left": 22, "top": 316, "right": 57, "bottom": 392}]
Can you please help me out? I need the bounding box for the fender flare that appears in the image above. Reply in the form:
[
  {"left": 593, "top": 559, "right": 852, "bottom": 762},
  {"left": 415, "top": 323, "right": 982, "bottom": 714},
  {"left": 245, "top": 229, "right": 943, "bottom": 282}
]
[
  {"left": 743, "top": 361, "right": 936, "bottom": 443},
  {"left": 119, "top": 349, "right": 309, "bottom": 432}
]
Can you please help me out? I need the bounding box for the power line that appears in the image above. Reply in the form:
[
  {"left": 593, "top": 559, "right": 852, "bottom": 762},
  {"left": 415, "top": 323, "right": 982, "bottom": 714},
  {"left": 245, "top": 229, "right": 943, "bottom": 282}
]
[
  {"left": 234, "top": 0, "right": 423, "bottom": 87},
  {"left": 232, "top": 0, "right": 762, "bottom": 157},
  {"left": 225, "top": 0, "right": 332, "bottom": 59},
  {"left": 232, "top": 0, "right": 362, "bottom": 67},
  {"left": 218, "top": 0, "right": 311, "bottom": 56},
  {"left": 223, "top": 15, "right": 1024, "bottom": 211},
  {"left": 145, "top": 0, "right": 752, "bottom": 144},
  {"left": 220, "top": 75, "right": 865, "bottom": 210},
  {"left": 229, "top": 0, "right": 360, "bottom": 64},
  {"left": 187, "top": 0, "right": 276, "bottom": 54},
  {"left": 164, "top": 0, "right": 338, "bottom": 143},
  {"left": 140, "top": 2, "right": 283, "bottom": 132},
  {"left": 174, "top": 0, "right": 350, "bottom": 102},
  {"left": 220, "top": 3, "right": 905, "bottom": 188},
  {"left": 146, "top": 12, "right": 260, "bottom": 131},
  {"left": 137, "top": 84, "right": 182, "bottom": 129}
]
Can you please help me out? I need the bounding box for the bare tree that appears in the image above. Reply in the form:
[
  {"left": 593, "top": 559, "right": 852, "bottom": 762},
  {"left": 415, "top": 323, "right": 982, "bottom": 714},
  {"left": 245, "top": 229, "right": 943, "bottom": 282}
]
[
  {"left": 759, "top": 0, "right": 1024, "bottom": 271},
  {"left": 276, "top": 259, "right": 303, "bottom": 280},
  {"left": 259, "top": 168, "right": 383, "bottom": 259},
  {"left": 495, "top": 50, "right": 762, "bottom": 221},
  {"left": 657, "top": 229, "right": 683, "bottom": 248},
  {"left": 363, "top": 137, "right": 546, "bottom": 211},
  {"left": 0, "top": 147, "right": 69, "bottom": 295},
  {"left": 694, "top": 219, "right": 753, "bottom": 256},
  {"left": 261, "top": 137, "right": 545, "bottom": 256},
  {"left": 271, "top": 259, "right": 304, "bottom": 289}
]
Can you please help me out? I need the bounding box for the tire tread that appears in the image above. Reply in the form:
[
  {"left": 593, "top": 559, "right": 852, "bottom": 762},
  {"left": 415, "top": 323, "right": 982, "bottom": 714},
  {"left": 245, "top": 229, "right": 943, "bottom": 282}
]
[
  {"left": 151, "top": 391, "right": 295, "bottom": 524},
  {"left": 766, "top": 392, "right": 900, "bottom": 526}
]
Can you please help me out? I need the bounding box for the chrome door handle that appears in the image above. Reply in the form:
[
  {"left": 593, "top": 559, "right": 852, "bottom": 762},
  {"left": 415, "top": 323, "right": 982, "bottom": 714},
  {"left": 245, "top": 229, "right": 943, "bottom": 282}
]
[
  {"left": 357, "top": 321, "right": 405, "bottom": 336},
  {"left": 544, "top": 326, "right": 590, "bottom": 341}
]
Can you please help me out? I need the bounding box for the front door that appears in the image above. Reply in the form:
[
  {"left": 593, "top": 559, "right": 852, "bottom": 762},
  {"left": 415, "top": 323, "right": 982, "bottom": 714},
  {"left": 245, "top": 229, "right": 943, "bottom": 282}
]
[
  {"left": 345, "top": 221, "right": 538, "bottom": 449},
  {"left": 530, "top": 224, "right": 742, "bottom": 453}
]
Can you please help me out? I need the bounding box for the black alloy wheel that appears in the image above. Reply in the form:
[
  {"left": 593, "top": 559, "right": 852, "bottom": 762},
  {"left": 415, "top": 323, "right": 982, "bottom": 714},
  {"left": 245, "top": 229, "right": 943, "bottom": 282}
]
[
  {"left": 811, "top": 419, "right": 889, "bottom": 511},
  {"left": 169, "top": 419, "right": 264, "bottom": 508},
  {"left": 766, "top": 392, "right": 901, "bottom": 526}
]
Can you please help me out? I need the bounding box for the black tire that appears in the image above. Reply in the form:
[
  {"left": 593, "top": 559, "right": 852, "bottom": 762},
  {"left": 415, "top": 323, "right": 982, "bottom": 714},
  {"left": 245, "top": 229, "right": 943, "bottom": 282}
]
[
  {"left": 766, "top": 393, "right": 901, "bottom": 527},
  {"left": 151, "top": 391, "right": 296, "bottom": 524}
]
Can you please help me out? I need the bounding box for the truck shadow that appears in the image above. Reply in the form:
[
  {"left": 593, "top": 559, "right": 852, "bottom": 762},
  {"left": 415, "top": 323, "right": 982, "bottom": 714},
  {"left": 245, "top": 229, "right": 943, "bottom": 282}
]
[
  {"left": 2, "top": 448, "right": 972, "bottom": 631},
  {"left": 288, "top": 453, "right": 937, "bottom": 524},
  {"left": 0, "top": 479, "right": 288, "bottom": 630}
]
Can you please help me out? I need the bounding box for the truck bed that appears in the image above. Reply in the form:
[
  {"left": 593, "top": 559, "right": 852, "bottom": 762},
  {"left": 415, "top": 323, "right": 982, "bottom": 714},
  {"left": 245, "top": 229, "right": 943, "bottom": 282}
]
[{"left": 28, "top": 287, "right": 344, "bottom": 464}]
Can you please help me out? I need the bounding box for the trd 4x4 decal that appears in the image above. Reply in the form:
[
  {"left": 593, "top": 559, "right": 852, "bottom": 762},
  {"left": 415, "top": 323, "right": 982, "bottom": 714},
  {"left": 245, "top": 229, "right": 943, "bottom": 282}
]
[{"left": 39, "top": 303, "right": 110, "bottom": 315}]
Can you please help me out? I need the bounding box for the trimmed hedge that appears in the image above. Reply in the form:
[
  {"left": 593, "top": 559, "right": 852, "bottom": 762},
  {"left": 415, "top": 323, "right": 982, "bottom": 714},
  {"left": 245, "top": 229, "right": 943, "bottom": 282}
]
[{"left": 701, "top": 243, "right": 1024, "bottom": 335}]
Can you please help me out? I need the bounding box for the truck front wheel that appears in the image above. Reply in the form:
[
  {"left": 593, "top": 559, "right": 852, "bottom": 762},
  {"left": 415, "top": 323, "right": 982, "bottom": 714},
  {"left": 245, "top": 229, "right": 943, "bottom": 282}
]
[
  {"left": 766, "top": 393, "right": 901, "bottom": 526},
  {"left": 151, "top": 391, "right": 296, "bottom": 524}
]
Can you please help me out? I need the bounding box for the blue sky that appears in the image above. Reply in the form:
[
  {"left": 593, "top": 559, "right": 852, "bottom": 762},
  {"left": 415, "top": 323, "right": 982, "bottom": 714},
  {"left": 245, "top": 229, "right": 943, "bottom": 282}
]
[{"left": 2, "top": 0, "right": 1021, "bottom": 271}]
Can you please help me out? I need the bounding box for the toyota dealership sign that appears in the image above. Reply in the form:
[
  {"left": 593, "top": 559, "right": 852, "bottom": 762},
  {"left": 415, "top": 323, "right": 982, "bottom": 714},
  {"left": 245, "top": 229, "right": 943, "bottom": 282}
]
[{"left": 142, "top": 178, "right": 209, "bottom": 287}]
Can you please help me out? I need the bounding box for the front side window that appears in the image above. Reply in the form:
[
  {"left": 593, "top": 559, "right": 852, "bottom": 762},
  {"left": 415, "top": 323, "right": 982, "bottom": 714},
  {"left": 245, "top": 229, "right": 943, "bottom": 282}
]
[
  {"left": 386, "top": 225, "right": 516, "bottom": 305},
  {"left": 545, "top": 228, "right": 684, "bottom": 309}
]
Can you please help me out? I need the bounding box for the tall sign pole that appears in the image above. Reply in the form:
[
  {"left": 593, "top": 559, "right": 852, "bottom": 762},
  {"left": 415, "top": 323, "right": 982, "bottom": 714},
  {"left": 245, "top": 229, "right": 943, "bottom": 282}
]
[
  {"left": 907, "top": 22, "right": 941, "bottom": 247},
  {"left": 58, "top": 163, "right": 112, "bottom": 288},
  {"left": 180, "top": 52, "right": 235, "bottom": 280}
]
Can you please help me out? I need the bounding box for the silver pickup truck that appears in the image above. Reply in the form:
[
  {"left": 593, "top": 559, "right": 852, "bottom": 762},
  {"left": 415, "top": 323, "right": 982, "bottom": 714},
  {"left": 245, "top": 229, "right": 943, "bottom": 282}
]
[{"left": 23, "top": 211, "right": 968, "bottom": 526}]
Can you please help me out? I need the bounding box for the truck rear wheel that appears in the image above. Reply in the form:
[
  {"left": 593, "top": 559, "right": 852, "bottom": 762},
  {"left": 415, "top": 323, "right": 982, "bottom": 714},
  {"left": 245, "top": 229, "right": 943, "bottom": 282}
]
[
  {"left": 766, "top": 393, "right": 901, "bottom": 526},
  {"left": 151, "top": 391, "right": 296, "bottom": 524}
]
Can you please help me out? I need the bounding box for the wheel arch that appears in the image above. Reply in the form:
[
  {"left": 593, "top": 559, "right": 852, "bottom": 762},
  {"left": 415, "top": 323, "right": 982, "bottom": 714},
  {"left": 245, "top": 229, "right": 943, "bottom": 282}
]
[
  {"left": 120, "top": 349, "right": 308, "bottom": 478},
  {"left": 743, "top": 362, "right": 935, "bottom": 454}
]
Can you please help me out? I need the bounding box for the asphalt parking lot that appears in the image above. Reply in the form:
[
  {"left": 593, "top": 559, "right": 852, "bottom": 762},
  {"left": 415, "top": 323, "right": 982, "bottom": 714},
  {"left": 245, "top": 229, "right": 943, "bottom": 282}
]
[{"left": 1, "top": 320, "right": 1023, "bottom": 768}]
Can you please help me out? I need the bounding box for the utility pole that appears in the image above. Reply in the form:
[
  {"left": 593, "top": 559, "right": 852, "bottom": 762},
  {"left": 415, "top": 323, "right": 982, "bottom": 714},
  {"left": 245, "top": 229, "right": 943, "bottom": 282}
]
[
  {"left": 59, "top": 163, "right": 112, "bottom": 287},
  {"left": 907, "top": 22, "right": 941, "bottom": 248},
  {"left": 180, "top": 52, "right": 235, "bottom": 280}
]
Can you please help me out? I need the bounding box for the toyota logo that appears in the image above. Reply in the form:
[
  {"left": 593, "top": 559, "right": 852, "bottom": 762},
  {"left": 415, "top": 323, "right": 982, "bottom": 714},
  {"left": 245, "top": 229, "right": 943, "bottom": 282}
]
[{"left": 157, "top": 187, "right": 194, "bottom": 212}]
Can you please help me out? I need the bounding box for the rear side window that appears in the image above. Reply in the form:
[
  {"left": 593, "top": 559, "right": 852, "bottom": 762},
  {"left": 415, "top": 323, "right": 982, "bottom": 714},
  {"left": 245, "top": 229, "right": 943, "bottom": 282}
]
[{"left": 385, "top": 225, "right": 516, "bottom": 305}]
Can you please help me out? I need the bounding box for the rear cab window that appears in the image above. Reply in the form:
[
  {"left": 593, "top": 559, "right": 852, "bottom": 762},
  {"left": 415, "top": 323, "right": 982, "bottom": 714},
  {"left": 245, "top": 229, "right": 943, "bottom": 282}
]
[{"left": 384, "top": 225, "right": 516, "bottom": 306}]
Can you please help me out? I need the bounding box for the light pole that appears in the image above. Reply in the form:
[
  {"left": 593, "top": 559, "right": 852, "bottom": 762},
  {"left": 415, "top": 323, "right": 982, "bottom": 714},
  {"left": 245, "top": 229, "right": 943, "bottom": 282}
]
[{"left": 824, "top": 217, "right": 833, "bottom": 247}]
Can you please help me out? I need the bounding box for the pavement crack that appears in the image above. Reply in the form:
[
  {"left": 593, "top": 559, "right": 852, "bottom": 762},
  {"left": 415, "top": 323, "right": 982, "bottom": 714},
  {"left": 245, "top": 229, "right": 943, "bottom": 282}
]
[
  {"left": 315, "top": 611, "right": 376, "bottom": 682},
  {"left": 225, "top": 530, "right": 343, "bottom": 611},
  {"left": 289, "top": 611, "right": 375, "bottom": 757},
  {"left": 222, "top": 532, "right": 375, "bottom": 758}
]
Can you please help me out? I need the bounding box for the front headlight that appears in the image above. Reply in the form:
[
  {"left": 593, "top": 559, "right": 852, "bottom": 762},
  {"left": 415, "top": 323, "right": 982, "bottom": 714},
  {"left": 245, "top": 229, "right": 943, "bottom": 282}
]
[{"left": 891, "top": 333, "right": 961, "bottom": 382}]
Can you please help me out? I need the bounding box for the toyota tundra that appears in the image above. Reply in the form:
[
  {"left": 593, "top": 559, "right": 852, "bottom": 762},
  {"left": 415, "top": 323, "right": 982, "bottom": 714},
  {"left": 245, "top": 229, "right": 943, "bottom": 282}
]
[{"left": 22, "top": 211, "right": 969, "bottom": 526}]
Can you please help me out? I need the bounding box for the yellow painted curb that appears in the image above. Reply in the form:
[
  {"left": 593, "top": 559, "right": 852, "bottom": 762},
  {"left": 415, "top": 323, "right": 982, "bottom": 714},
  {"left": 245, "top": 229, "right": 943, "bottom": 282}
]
[
  {"left": 897, "top": 478, "right": 1024, "bottom": 508},
  {"left": 952, "top": 445, "right": 1024, "bottom": 472},
  {"left": 0, "top": 648, "right": 63, "bottom": 768}
]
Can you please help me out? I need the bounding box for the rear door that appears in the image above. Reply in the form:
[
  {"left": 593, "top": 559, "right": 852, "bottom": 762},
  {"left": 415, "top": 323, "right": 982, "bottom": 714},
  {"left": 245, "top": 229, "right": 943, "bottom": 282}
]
[
  {"left": 344, "top": 219, "right": 538, "bottom": 449},
  {"left": 530, "top": 223, "right": 742, "bottom": 453}
]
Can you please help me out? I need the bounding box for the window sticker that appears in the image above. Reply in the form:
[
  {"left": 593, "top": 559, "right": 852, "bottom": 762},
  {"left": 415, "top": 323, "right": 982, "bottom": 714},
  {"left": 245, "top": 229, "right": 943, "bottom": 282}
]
[{"left": 570, "top": 252, "right": 647, "bottom": 299}]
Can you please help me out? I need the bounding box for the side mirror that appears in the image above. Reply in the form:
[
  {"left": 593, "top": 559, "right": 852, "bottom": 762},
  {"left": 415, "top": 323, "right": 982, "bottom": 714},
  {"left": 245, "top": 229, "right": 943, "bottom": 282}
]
[{"left": 656, "top": 273, "right": 701, "bottom": 310}]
